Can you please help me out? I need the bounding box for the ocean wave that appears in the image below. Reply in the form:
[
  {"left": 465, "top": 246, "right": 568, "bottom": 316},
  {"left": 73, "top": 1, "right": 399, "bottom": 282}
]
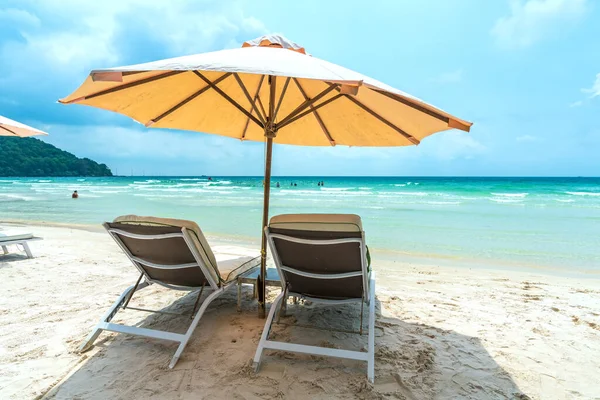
[
  {"left": 491, "top": 192, "right": 529, "bottom": 198},
  {"left": 488, "top": 198, "right": 524, "bottom": 203},
  {"left": 207, "top": 180, "right": 232, "bottom": 185},
  {"left": 555, "top": 199, "right": 575, "bottom": 203},
  {"left": 89, "top": 190, "right": 127, "bottom": 194},
  {"left": 37, "top": 180, "right": 52, "bottom": 183},
  {"left": 133, "top": 179, "right": 161, "bottom": 184},
  {"left": 425, "top": 201, "right": 461, "bottom": 205},
  {"left": 0, "top": 193, "right": 36, "bottom": 201},
  {"left": 179, "top": 178, "right": 204, "bottom": 181},
  {"left": 394, "top": 184, "right": 406, "bottom": 187},
  {"left": 320, "top": 187, "right": 354, "bottom": 191},
  {"left": 398, "top": 191, "right": 428, "bottom": 196},
  {"left": 565, "top": 191, "right": 600, "bottom": 197}
]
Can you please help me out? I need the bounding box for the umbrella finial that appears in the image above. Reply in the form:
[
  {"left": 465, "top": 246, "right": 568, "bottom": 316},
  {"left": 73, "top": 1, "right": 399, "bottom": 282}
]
[{"left": 242, "top": 34, "right": 307, "bottom": 55}]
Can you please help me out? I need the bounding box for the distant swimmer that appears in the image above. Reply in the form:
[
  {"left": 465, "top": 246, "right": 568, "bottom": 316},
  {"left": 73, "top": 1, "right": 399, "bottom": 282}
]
[
  {"left": 321, "top": 181, "right": 324, "bottom": 186},
  {"left": 294, "top": 183, "right": 297, "bottom": 187},
  {"left": 208, "top": 177, "right": 213, "bottom": 181},
  {"left": 276, "top": 182, "right": 280, "bottom": 188},
  {"left": 72, "top": 190, "right": 79, "bottom": 199}
]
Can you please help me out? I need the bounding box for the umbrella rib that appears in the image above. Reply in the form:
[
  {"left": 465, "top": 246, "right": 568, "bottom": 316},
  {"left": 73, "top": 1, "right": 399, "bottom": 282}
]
[
  {"left": 277, "top": 84, "right": 339, "bottom": 128},
  {"left": 372, "top": 89, "right": 450, "bottom": 124},
  {"left": 277, "top": 93, "right": 343, "bottom": 130},
  {"left": 342, "top": 94, "right": 420, "bottom": 145},
  {"left": 240, "top": 75, "right": 265, "bottom": 141},
  {"left": 256, "top": 94, "right": 268, "bottom": 122},
  {"left": 193, "top": 71, "right": 264, "bottom": 129},
  {"left": 273, "top": 77, "right": 291, "bottom": 122},
  {"left": 61, "top": 71, "right": 186, "bottom": 103},
  {"left": 0, "top": 125, "right": 19, "bottom": 136},
  {"left": 233, "top": 73, "right": 266, "bottom": 125},
  {"left": 293, "top": 79, "right": 335, "bottom": 146},
  {"left": 147, "top": 72, "right": 233, "bottom": 126}
]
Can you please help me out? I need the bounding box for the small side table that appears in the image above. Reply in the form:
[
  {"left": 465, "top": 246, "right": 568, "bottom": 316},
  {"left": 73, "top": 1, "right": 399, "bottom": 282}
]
[{"left": 237, "top": 267, "right": 282, "bottom": 311}]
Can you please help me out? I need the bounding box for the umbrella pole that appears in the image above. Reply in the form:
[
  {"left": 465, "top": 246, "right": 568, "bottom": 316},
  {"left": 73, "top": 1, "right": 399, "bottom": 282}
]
[{"left": 258, "top": 137, "right": 274, "bottom": 318}]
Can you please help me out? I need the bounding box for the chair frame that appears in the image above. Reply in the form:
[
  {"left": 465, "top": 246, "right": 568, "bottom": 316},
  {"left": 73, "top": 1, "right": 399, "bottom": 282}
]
[
  {"left": 80, "top": 222, "right": 251, "bottom": 369},
  {"left": 253, "top": 226, "right": 376, "bottom": 382},
  {"left": 1, "top": 237, "right": 42, "bottom": 259}
]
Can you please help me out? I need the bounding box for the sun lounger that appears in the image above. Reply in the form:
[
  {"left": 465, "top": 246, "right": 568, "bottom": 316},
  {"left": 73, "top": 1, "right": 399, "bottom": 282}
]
[
  {"left": 253, "top": 214, "right": 376, "bottom": 382},
  {"left": 0, "top": 229, "right": 42, "bottom": 258},
  {"left": 80, "top": 215, "right": 260, "bottom": 368}
]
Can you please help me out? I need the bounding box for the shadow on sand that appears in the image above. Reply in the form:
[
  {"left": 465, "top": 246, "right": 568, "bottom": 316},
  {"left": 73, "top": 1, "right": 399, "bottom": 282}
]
[{"left": 44, "top": 286, "right": 530, "bottom": 399}]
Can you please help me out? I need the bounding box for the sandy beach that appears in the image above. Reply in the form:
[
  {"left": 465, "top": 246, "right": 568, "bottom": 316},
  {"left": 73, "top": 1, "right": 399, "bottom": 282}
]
[{"left": 1, "top": 222, "right": 599, "bottom": 400}]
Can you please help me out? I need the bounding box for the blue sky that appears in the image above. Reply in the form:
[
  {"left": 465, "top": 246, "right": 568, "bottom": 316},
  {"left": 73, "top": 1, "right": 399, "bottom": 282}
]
[{"left": 1, "top": 0, "right": 599, "bottom": 176}]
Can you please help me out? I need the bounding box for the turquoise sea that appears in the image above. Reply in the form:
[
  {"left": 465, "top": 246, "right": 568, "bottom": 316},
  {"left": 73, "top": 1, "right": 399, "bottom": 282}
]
[{"left": 1, "top": 176, "right": 599, "bottom": 275}]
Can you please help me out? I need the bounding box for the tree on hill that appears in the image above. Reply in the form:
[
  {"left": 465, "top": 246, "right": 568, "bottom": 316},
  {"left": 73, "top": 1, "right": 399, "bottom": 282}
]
[{"left": 0, "top": 137, "right": 113, "bottom": 177}]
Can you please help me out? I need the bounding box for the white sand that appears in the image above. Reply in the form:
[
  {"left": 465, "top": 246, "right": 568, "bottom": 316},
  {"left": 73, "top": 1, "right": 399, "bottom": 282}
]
[{"left": 0, "top": 223, "right": 599, "bottom": 400}]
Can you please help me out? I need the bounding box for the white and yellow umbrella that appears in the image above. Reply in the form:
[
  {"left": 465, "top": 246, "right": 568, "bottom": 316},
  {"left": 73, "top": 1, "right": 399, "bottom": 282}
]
[
  {"left": 60, "top": 34, "right": 472, "bottom": 315},
  {"left": 0, "top": 115, "right": 48, "bottom": 137}
]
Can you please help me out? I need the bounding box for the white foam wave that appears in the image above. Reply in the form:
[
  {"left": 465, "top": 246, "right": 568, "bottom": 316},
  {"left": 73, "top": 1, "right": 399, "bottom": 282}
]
[
  {"left": 489, "top": 198, "right": 524, "bottom": 203},
  {"left": 0, "top": 193, "right": 36, "bottom": 201},
  {"left": 491, "top": 192, "right": 529, "bottom": 198},
  {"left": 398, "top": 191, "right": 428, "bottom": 196},
  {"left": 426, "top": 201, "right": 461, "bottom": 205},
  {"left": 565, "top": 191, "right": 600, "bottom": 197}
]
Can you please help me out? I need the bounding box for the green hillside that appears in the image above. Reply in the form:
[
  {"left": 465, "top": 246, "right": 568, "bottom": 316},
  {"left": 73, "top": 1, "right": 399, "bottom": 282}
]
[{"left": 0, "top": 137, "right": 112, "bottom": 177}]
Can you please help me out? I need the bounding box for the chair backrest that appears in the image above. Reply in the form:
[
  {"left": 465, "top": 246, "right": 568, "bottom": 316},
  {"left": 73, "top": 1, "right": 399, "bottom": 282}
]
[
  {"left": 267, "top": 214, "right": 368, "bottom": 301},
  {"left": 105, "top": 215, "right": 221, "bottom": 289}
]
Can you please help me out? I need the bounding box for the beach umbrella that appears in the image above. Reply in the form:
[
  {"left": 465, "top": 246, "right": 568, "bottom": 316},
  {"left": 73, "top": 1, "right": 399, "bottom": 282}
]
[
  {"left": 59, "top": 34, "right": 472, "bottom": 317},
  {"left": 0, "top": 115, "right": 48, "bottom": 137}
]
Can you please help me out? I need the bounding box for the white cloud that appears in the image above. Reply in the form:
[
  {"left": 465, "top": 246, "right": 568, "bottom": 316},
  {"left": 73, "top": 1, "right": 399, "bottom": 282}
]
[
  {"left": 491, "top": 0, "right": 588, "bottom": 49},
  {"left": 0, "top": 8, "right": 40, "bottom": 26},
  {"left": 0, "top": 1, "right": 267, "bottom": 89},
  {"left": 582, "top": 73, "right": 600, "bottom": 98},
  {"left": 417, "top": 131, "right": 487, "bottom": 161},
  {"left": 569, "top": 100, "right": 583, "bottom": 108},
  {"left": 516, "top": 134, "right": 538, "bottom": 142},
  {"left": 430, "top": 69, "right": 463, "bottom": 84}
]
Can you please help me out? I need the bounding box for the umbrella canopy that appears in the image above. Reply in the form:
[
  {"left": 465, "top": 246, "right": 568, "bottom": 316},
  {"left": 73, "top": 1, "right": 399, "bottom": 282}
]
[
  {"left": 0, "top": 115, "right": 48, "bottom": 137},
  {"left": 60, "top": 34, "right": 472, "bottom": 316}
]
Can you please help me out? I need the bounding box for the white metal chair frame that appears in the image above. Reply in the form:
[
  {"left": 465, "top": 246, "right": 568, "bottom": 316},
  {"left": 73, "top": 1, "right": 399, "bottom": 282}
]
[
  {"left": 1, "top": 237, "right": 41, "bottom": 259},
  {"left": 253, "top": 227, "right": 376, "bottom": 382},
  {"left": 80, "top": 223, "right": 245, "bottom": 369}
]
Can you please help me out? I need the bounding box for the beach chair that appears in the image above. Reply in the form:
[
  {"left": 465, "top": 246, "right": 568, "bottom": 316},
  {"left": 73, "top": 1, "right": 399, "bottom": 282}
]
[
  {"left": 0, "top": 229, "right": 42, "bottom": 258},
  {"left": 253, "top": 214, "right": 376, "bottom": 382},
  {"left": 80, "top": 215, "right": 260, "bottom": 368}
]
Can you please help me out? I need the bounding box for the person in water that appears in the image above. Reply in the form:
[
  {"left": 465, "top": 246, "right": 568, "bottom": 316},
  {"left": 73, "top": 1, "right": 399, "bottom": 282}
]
[
  {"left": 72, "top": 190, "right": 79, "bottom": 199},
  {"left": 276, "top": 182, "right": 280, "bottom": 188}
]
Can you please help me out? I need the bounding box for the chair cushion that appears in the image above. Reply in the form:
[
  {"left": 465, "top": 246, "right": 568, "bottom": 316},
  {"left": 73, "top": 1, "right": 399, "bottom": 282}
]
[
  {"left": 269, "top": 214, "right": 363, "bottom": 232},
  {"left": 113, "top": 215, "right": 220, "bottom": 284},
  {"left": 0, "top": 230, "right": 34, "bottom": 242}
]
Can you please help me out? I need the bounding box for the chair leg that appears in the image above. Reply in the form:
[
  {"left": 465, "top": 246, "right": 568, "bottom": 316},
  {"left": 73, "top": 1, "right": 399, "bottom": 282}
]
[
  {"left": 2, "top": 245, "right": 8, "bottom": 255},
  {"left": 80, "top": 282, "right": 148, "bottom": 352},
  {"left": 367, "top": 273, "right": 376, "bottom": 383},
  {"left": 237, "top": 279, "right": 242, "bottom": 312},
  {"left": 22, "top": 242, "right": 33, "bottom": 258},
  {"left": 169, "top": 286, "right": 224, "bottom": 369},
  {"left": 253, "top": 291, "right": 284, "bottom": 372}
]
